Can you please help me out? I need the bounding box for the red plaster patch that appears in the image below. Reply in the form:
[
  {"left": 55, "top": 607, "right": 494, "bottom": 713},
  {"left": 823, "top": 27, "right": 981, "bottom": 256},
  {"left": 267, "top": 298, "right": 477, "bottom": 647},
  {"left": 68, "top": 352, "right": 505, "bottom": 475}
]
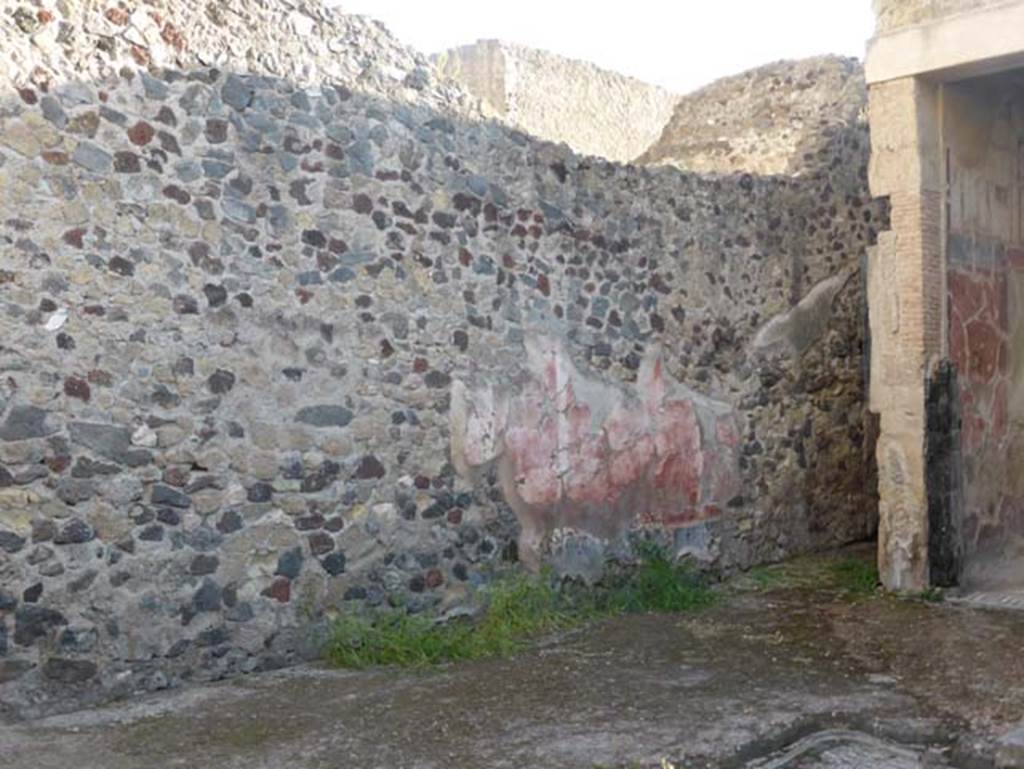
[
  {"left": 565, "top": 403, "right": 609, "bottom": 504},
  {"left": 653, "top": 401, "right": 702, "bottom": 505},
  {"left": 963, "top": 411, "right": 986, "bottom": 452},
  {"left": 608, "top": 434, "right": 654, "bottom": 489},
  {"left": 657, "top": 511, "right": 700, "bottom": 528},
  {"left": 454, "top": 338, "right": 739, "bottom": 565},
  {"left": 505, "top": 417, "right": 560, "bottom": 507},
  {"left": 716, "top": 417, "right": 740, "bottom": 449},
  {"left": 965, "top": 317, "right": 1003, "bottom": 384}
]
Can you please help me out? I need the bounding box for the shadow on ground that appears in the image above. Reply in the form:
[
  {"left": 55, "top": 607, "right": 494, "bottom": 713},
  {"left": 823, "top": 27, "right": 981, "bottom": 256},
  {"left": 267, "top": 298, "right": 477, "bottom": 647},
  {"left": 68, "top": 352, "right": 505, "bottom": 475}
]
[{"left": 2, "top": 544, "right": 1022, "bottom": 768}]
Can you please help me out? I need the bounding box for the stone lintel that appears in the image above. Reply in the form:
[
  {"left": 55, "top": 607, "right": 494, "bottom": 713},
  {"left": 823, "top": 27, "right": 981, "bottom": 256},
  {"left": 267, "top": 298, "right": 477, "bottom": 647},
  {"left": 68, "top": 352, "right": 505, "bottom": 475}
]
[{"left": 867, "top": 1, "right": 1024, "bottom": 85}]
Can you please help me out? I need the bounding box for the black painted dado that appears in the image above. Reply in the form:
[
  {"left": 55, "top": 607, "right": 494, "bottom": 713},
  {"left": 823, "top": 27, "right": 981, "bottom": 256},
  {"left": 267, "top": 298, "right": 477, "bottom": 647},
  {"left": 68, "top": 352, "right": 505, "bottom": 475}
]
[{"left": 926, "top": 360, "right": 964, "bottom": 587}]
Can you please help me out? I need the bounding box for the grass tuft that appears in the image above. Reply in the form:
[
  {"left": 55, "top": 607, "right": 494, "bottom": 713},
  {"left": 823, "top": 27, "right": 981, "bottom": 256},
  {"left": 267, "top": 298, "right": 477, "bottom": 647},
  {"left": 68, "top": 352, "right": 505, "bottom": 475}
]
[
  {"left": 829, "top": 556, "right": 879, "bottom": 595},
  {"left": 917, "top": 586, "right": 945, "bottom": 603},
  {"left": 324, "top": 543, "right": 713, "bottom": 669},
  {"left": 602, "top": 541, "right": 716, "bottom": 613},
  {"left": 325, "top": 610, "right": 473, "bottom": 668},
  {"left": 746, "top": 565, "right": 787, "bottom": 590}
]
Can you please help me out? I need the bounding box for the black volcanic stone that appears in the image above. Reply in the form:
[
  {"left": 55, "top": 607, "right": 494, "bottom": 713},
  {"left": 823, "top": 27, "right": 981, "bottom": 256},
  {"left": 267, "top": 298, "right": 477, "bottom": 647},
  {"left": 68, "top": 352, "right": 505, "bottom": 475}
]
[
  {"left": 196, "top": 625, "right": 230, "bottom": 647},
  {"left": 301, "top": 462, "right": 340, "bottom": 493},
  {"left": 14, "top": 605, "right": 66, "bottom": 646},
  {"left": 295, "top": 405, "right": 353, "bottom": 428},
  {"left": 192, "top": 579, "right": 222, "bottom": 613},
  {"left": 156, "top": 508, "right": 182, "bottom": 526},
  {"left": 0, "top": 530, "right": 25, "bottom": 553},
  {"left": 152, "top": 484, "right": 191, "bottom": 508},
  {"left": 216, "top": 511, "right": 243, "bottom": 534},
  {"left": 320, "top": 552, "right": 346, "bottom": 576},
  {"left": 308, "top": 531, "right": 334, "bottom": 556},
  {"left": 275, "top": 547, "right": 303, "bottom": 580},
  {"left": 424, "top": 370, "right": 451, "bottom": 388},
  {"left": 108, "top": 255, "right": 135, "bottom": 275},
  {"left": 190, "top": 554, "right": 219, "bottom": 576},
  {"left": 295, "top": 514, "right": 325, "bottom": 531},
  {"left": 54, "top": 519, "right": 94, "bottom": 545},
  {"left": 302, "top": 229, "right": 327, "bottom": 248},
  {"left": 247, "top": 482, "right": 274, "bottom": 503},
  {"left": 203, "top": 283, "right": 228, "bottom": 307},
  {"left": 207, "top": 369, "right": 236, "bottom": 394},
  {"left": 22, "top": 583, "right": 43, "bottom": 603},
  {"left": 0, "top": 406, "right": 56, "bottom": 441},
  {"left": 42, "top": 657, "right": 98, "bottom": 684},
  {"left": 353, "top": 455, "right": 385, "bottom": 480},
  {"left": 68, "top": 422, "right": 151, "bottom": 467},
  {"left": 138, "top": 524, "right": 164, "bottom": 542},
  {"left": 173, "top": 294, "right": 199, "bottom": 314}
]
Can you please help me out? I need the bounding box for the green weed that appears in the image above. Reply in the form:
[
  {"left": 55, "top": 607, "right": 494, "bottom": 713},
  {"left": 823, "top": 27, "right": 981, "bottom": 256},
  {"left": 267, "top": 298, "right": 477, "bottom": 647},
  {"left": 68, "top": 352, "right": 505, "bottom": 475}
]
[
  {"left": 324, "top": 543, "right": 713, "bottom": 669},
  {"left": 917, "top": 586, "right": 945, "bottom": 603},
  {"left": 602, "top": 541, "right": 715, "bottom": 613},
  {"left": 744, "top": 564, "right": 788, "bottom": 590},
  {"left": 829, "top": 556, "right": 879, "bottom": 595}
]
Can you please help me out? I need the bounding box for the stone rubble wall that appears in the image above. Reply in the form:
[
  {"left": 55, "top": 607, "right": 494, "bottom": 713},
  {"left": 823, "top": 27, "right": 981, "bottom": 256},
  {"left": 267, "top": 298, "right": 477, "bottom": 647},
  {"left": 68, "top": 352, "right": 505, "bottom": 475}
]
[
  {"left": 0, "top": 0, "right": 883, "bottom": 718},
  {"left": 1, "top": 0, "right": 481, "bottom": 115},
  {"left": 434, "top": 40, "right": 679, "bottom": 163}
]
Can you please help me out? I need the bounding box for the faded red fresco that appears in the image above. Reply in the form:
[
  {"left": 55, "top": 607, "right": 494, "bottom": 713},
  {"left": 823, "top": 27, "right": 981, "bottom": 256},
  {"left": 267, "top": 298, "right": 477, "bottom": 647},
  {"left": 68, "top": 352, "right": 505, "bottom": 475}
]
[
  {"left": 948, "top": 265, "right": 1009, "bottom": 452},
  {"left": 451, "top": 336, "right": 740, "bottom": 568},
  {"left": 947, "top": 244, "right": 1024, "bottom": 557}
]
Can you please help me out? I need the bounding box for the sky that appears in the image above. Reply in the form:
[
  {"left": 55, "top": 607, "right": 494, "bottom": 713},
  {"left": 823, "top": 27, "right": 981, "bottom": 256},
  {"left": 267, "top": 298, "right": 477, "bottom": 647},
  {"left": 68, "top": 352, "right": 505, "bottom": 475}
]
[{"left": 328, "top": 0, "right": 876, "bottom": 95}]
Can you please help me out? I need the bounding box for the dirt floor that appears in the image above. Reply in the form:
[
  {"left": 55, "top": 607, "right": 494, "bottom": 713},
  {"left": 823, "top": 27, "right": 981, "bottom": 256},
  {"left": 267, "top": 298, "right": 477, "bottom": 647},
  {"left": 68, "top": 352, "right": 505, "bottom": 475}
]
[{"left": 2, "top": 545, "right": 1023, "bottom": 768}]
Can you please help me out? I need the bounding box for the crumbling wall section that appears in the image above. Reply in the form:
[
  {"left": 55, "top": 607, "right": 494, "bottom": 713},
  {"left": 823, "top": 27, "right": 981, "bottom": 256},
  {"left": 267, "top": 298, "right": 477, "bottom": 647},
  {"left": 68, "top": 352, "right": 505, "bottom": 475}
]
[{"left": 637, "top": 56, "right": 868, "bottom": 180}]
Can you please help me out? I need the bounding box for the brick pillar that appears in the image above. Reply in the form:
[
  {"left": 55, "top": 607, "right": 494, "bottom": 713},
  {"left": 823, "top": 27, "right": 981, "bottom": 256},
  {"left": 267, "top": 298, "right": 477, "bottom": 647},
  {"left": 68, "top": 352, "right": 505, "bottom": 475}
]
[{"left": 867, "top": 76, "right": 944, "bottom": 591}]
